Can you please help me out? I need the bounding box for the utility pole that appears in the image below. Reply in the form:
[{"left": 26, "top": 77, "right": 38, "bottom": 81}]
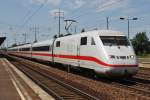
[
  {"left": 75, "top": 25, "right": 77, "bottom": 33},
  {"left": 54, "top": 9, "right": 64, "bottom": 37},
  {"left": 14, "top": 33, "right": 17, "bottom": 45},
  {"left": 22, "top": 33, "right": 27, "bottom": 44},
  {"left": 128, "top": 20, "right": 129, "bottom": 39},
  {"left": 30, "top": 25, "right": 39, "bottom": 42},
  {"left": 4, "top": 33, "right": 7, "bottom": 48},
  {"left": 107, "top": 16, "right": 109, "bottom": 30},
  {"left": 34, "top": 26, "right": 38, "bottom": 42},
  {"left": 9, "top": 26, "right": 17, "bottom": 46}
]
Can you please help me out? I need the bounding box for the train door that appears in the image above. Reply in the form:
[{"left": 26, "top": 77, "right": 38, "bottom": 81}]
[
  {"left": 77, "top": 44, "right": 80, "bottom": 67},
  {"left": 78, "top": 36, "right": 88, "bottom": 67},
  {"left": 31, "top": 44, "right": 33, "bottom": 58},
  {"left": 52, "top": 39, "right": 56, "bottom": 63},
  {"left": 67, "top": 38, "right": 80, "bottom": 67}
]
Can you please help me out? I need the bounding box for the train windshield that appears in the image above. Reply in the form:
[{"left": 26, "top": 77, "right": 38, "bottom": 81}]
[{"left": 100, "top": 36, "right": 130, "bottom": 46}]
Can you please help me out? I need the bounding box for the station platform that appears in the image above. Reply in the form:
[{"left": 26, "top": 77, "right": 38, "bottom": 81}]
[{"left": 0, "top": 58, "right": 54, "bottom": 100}]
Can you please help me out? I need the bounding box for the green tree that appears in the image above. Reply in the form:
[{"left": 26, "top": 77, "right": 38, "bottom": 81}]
[{"left": 131, "top": 32, "right": 150, "bottom": 55}]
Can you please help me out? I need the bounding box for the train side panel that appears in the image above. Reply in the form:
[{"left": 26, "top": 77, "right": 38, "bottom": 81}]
[
  {"left": 53, "top": 34, "right": 107, "bottom": 71},
  {"left": 31, "top": 40, "right": 53, "bottom": 62},
  {"left": 53, "top": 36, "right": 79, "bottom": 66}
]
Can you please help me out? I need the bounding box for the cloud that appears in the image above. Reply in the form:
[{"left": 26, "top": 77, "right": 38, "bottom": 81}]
[
  {"left": 30, "top": 0, "right": 61, "bottom": 6},
  {"left": 62, "top": 0, "right": 88, "bottom": 10},
  {"left": 73, "top": 0, "right": 100, "bottom": 9},
  {"left": 74, "top": 0, "right": 85, "bottom": 9},
  {"left": 96, "top": 0, "right": 123, "bottom": 12}
]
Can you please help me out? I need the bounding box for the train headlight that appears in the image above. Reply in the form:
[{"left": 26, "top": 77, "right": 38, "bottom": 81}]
[
  {"left": 109, "top": 55, "right": 115, "bottom": 59},
  {"left": 130, "top": 55, "right": 135, "bottom": 59}
]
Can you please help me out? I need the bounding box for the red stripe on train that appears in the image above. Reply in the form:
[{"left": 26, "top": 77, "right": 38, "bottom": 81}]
[{"left": 30, "top": 52, "right": 138, "bottom": 67}]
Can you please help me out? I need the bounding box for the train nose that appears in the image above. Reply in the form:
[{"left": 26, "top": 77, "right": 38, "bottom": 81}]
[
  {"left": 124, "top": 69, "right": 129, "bottom": 76},
  {"left": 104, "top": 67, "right": 139, "bottom": 77},
  {"left": 123, "top": 68, "right": 138, "bottom": 77},
  {"left": 124, "top": 69, "right": 127, "bottom": 73}
]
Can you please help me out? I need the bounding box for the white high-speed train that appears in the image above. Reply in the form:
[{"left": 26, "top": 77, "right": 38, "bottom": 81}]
[{"left": 8, "top": 30, "right": 138, "bottom": 77}]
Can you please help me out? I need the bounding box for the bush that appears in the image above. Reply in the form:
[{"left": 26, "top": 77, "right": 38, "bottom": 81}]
[{"left": 131, "top": 32, "right": 150, "bottom": 55}]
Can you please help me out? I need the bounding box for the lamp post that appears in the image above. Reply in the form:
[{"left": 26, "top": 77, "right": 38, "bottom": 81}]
[
  {"left": 107, "top": 16, "right": 109, "bottom": 30},
  {"left": 120, "top": 17, "right": 138, "bottom": 39}
]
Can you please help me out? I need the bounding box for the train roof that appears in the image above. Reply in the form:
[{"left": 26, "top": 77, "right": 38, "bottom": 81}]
[
  {"left": 18, "top": 43, "right": 31, "bottom": 48},
  {"left": 76, "top": 30, "right": 125, "bottom": 36},
  {"left": 9, "top": 43, "right": 31, "bottom": 49},
  {"left": 8, "top": 30, "right": 125, "bottom": 49},
  {"left": 32, "top": 39, "right": 53, "bottom": 47},
  {"left": 56, "top": 30, "right": 125, "bottom": 40},
  {"left": 8, "top": 46, "right": 18, "bottom": 50}
]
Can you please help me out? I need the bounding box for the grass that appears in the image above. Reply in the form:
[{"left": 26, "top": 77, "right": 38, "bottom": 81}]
[
  {"left": 137, "top": 54, "right": 150, "bottom": 58},
  {"left": 137, "top": 54, "right": 150, "bottom": 62}
]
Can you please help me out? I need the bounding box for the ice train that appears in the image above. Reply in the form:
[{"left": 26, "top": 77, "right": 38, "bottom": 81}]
[{"left": 7, "top": 30, "right": 138, "bottom": 77}]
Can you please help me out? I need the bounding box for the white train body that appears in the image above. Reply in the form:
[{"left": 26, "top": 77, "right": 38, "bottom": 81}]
[{"left": 8, "top": 30, "right": 138, "bottom": 77}]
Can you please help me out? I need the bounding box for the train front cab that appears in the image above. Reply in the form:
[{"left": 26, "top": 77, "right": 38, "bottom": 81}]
[{"left": 94, "top": 34, "right": 138, "bottom": 77}]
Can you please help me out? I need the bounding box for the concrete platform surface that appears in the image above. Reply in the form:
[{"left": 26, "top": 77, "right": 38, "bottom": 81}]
[
  {"left": 0, "top": 58, "right": 22, "bottom": 100},
  {"left": 0, "top": 58, "right": 54, "bottom": 100}
]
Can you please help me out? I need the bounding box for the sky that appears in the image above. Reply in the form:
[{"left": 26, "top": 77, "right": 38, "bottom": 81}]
[{"left": 0, "top": 0, "right": 150, "bottom": 46}]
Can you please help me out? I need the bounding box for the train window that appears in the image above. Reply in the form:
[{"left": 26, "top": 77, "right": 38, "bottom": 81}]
[
  {"left": 100, "top": 36, "right": 130, "bottom": 46},
  {"left": 81, "top": 37, "right": 87, "bottom": 45},
  {"left": 22, "top": 48, "right": 30, "bottom": 51},
  {"left": 49, "top": 45, "right": 52, "bottom": 51},
  {"left": 32, "top": 47, "right": 36, "bottom": 51},
  {"left": 56, "top": 41, "right": 60, "bottom": 47},
  {"left": 33, "top": 46, "right": 49, "bottom": 51},
  {"left": 91, "top": 37, "right": 96, "bottom": 45},
  {"left": 13, "top": 49, "right": 17, "bottom": 51}
]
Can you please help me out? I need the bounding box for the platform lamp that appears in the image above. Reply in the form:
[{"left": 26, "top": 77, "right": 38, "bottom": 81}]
[{"left": 120, "top": 17, "right": 138, "bottom": 40}]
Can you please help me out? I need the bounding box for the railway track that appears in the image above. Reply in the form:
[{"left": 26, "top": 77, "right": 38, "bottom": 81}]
[
  {"left": 6, "top": 55, "right": 150, "bottom": 100},
  {"left": 92, "top": 76, "right": 150, "bottom": 99},
  {"left": 135, "top": 73, "right": 150, "bottom": 81},
  {"left": 109, "top": 78, "right": 150, "bottom": 98},
  {"left": 94, "top": 70, "right": 150, "bottom": 99},
  {"left": 8, "top": 56, "right": 98, "bottom": 100},
  {"left": 139, "top": 67, "right": 150, "bottom": 75},
  {"left": 134, "top": 67, "right": 150, "bottom": 81}
]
